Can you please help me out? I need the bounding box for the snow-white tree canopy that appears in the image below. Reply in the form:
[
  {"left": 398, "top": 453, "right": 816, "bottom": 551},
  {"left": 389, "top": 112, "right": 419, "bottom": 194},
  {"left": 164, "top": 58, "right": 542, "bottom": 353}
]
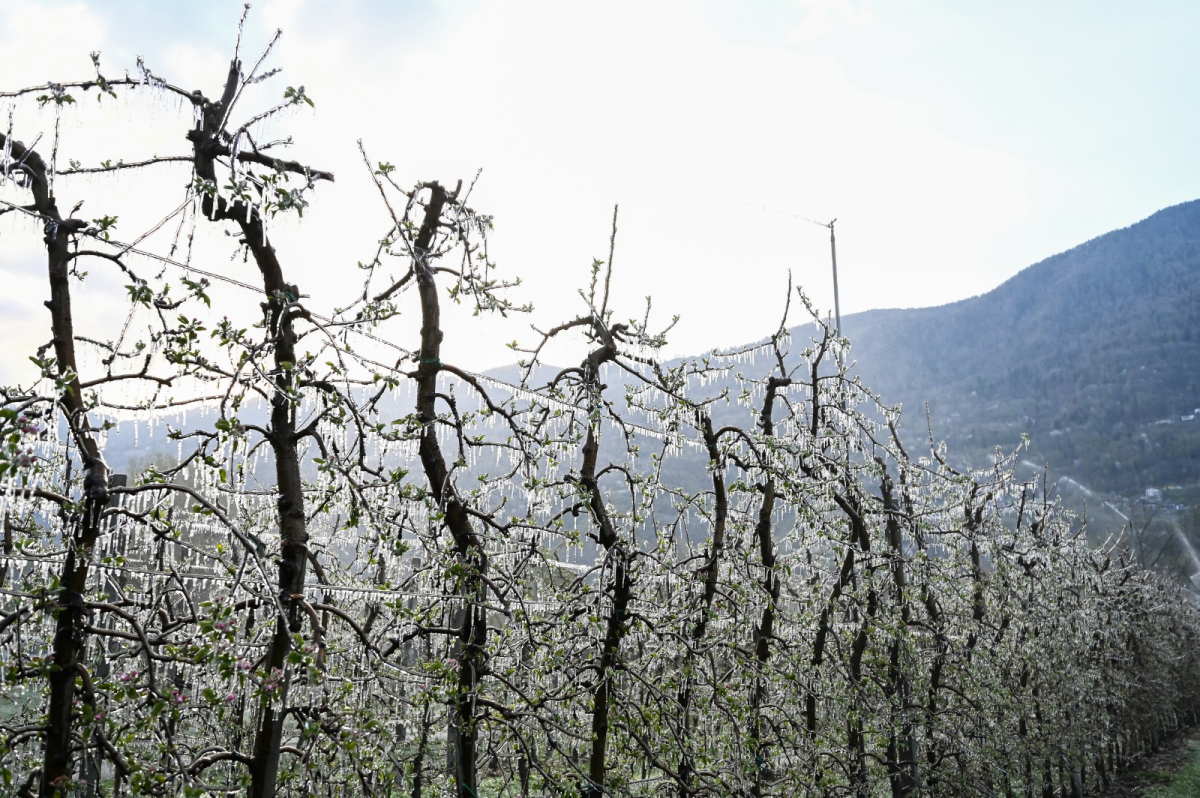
[{"left": 2, "top": 17, "right": 1198, "bottom": 798}]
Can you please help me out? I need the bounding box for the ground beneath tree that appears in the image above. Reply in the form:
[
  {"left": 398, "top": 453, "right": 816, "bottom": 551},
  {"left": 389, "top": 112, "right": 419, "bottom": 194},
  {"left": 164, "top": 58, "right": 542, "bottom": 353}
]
[{"left": 1094, "top": 728, "right": 1200, "bottom": 796}]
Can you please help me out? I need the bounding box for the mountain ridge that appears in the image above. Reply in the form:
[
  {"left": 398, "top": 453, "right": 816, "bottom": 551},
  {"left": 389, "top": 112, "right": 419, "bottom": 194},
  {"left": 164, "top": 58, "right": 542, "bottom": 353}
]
[
  {"left": 100, "top": 200, "right": 1200, "bottom": 508},
  {"left": 837, "top": 198, "right": 1200, "bottom": 499}
]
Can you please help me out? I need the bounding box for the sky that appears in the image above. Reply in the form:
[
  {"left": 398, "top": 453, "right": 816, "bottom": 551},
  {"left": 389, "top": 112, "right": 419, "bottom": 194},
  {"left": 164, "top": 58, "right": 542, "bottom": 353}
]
[{"left": 2, "top": 0, "right": 1198, "bottom": 383}]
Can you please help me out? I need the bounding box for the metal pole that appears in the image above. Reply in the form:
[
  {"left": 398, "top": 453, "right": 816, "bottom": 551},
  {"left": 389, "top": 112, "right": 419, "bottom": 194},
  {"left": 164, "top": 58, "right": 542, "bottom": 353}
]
[{"left": 829, "top": 219, "right": 841, "bottom": 336}]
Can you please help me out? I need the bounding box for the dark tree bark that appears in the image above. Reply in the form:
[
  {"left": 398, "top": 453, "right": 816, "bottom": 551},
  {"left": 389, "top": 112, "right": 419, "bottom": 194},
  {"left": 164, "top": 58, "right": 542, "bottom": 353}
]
[
  {"left": 569, "top": 333, "right": 630, "bottom": 798},
  {"left": 0, "top": 132, "right": 111, "bottom": 798},
  {"left": 407, "top": 182, "right": 488, "bottom": 798},
  {"left": 676, "top": 412, "right": 729, "bottom": 797},
  {"left": 185, "top": 61, "right": 331, "bottom": 797},
  {"left": 879, "top": 466, "right": 919, "bottom": 797},
  {"left": 747, "top": 372, "right": 789, "bottom": 798}
]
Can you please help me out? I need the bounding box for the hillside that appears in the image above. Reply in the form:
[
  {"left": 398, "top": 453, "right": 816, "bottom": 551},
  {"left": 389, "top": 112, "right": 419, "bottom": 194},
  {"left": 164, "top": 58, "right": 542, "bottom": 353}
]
[
  {"left": 101, "top": 202, "right": 1200, "bottom": 510},
  {"left": 841, "top": 199, "right": 1200, "bottom": 499}
]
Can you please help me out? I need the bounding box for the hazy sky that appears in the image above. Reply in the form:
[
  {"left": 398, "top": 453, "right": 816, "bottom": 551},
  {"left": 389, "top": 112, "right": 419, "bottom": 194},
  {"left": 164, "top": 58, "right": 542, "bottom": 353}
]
[{"left": 2, "top": 0, "right": 1197, "bottom": 381}]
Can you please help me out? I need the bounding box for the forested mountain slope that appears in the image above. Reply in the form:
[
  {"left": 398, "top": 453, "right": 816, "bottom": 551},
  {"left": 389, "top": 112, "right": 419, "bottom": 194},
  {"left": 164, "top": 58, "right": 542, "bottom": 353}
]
[{"left": 841, "top": 199, "right": 1200, "bottom": 497}]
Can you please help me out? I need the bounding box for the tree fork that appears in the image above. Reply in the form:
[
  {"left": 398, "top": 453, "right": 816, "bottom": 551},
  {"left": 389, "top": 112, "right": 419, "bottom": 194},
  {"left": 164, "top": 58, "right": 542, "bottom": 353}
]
[
  {"left": 575, "top": 329, "right": 628, "bottom": 798},
  {"left": 676, "top": 412, "right": 729, "bottom": 797},
  {"left": 749, "top": 373, "right": 788, "bottom": 798},
  {"left": 186, "top": 61, "right": 323, "bottom": 798},
  {"left": 410, "top": 182, "right": 487, "bottom": 798},
  {"left": 0, "top": 132, "right": 111, "bottom": 797}
]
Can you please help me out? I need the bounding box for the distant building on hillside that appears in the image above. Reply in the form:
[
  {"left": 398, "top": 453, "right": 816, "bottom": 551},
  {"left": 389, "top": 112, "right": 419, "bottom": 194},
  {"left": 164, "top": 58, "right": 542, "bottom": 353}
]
[{"left": 1144, "top": 487, "right": 1163, "bottom": 501}]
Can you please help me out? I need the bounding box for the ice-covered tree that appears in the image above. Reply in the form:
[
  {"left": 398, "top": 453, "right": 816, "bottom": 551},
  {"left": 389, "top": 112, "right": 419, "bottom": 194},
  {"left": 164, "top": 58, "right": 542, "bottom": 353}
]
[{"left": 1, "top": 13, "right": 1199, "bottom": 798}]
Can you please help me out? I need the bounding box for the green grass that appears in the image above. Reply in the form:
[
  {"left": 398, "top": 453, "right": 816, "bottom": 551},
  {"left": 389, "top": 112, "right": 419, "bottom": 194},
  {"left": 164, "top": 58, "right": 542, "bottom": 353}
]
[{"left": 1144, "top": 741, "right": 1200, "bottom": 797}]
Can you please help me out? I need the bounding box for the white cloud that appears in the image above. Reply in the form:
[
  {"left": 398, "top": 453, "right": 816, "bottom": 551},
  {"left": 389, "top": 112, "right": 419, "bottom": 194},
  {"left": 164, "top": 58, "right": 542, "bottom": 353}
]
[
  {"left": 0, "top": 1, "right": 110, "bottom": 82},
  {"left": 0, "top": 0, "right": 1032, "bottom": 384},
  {"left": 0, "top": 2, "right": 112, "bottom": 385},
  {"left": 788, "top": 0, "right": 873, "bottom": 44}
]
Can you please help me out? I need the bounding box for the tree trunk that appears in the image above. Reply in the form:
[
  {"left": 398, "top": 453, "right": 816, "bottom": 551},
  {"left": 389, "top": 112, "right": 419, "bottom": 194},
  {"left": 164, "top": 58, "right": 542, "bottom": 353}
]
[
  {"left": 576, "top": 335, "right": 627, "bottom": 798},
  {"left": 0, "top": 132, "right": 112, "bottom": 798},
  {"left": 748, "top": 375, "right": 788, "bottom": 797},
  {"left": 409, "top": 182, "right": 486, "bottom": 798},
  {"left": 677, "top": 413, "right": 728, "bottom": 797},
  {"left": 880, "top": 468, "right": 918, "bottom": 797},
  {"left": 188, "top": 62, "right": 312, "bottom": 797}
]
